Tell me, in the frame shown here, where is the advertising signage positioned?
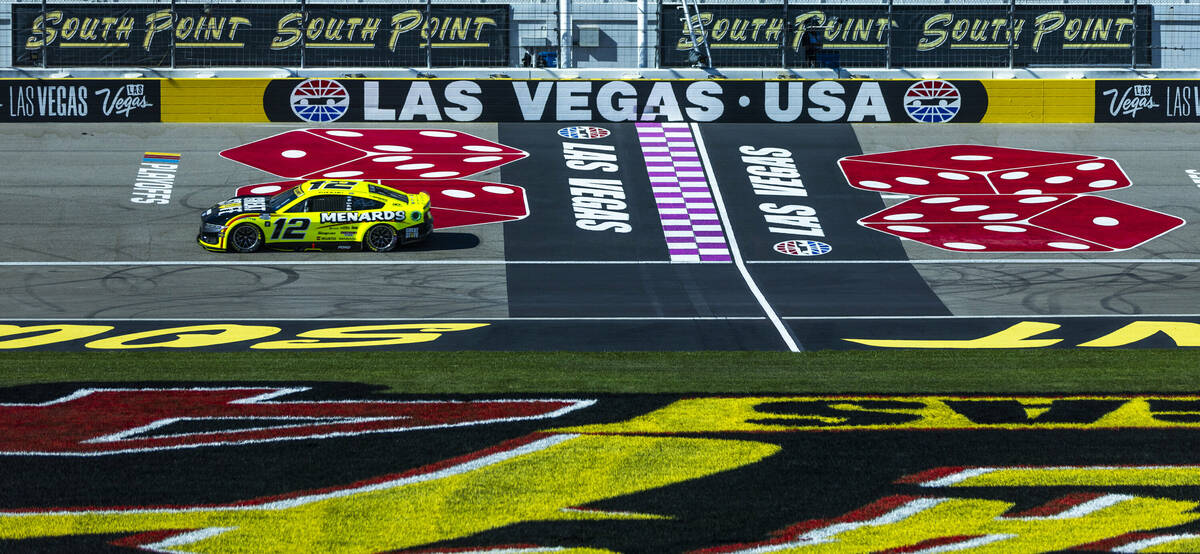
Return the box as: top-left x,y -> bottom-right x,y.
1095,80 -> 1200,123
1,80 -> 160,122
13,3 -> 510,67
661,4 -> 1152,68
263,78 -> 989,124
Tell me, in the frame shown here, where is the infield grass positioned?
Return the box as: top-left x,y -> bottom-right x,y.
1,350 -> 1198,393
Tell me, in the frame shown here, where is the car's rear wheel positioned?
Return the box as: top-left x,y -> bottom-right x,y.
364,224 -> 399,252
228,223 -> 263,253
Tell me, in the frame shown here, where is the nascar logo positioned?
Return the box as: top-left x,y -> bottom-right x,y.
290,79 -> 349,123
558,126 -> 610,140
904,80 -> 961,123
774,239 -> 831,256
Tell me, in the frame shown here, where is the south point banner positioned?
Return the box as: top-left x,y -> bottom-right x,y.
13,3 -> 509,67
661,4 -> 1152,68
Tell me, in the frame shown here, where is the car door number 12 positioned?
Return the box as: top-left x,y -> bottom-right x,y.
270,218 -> 310,240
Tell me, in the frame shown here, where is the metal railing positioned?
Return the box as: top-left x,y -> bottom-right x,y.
3,0 -> 1199,70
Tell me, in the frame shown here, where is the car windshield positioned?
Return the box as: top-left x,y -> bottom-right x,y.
266,187 -> 301,212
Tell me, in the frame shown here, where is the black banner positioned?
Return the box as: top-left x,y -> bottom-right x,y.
264,78 -> 988,123
661,4 -> 1152,68
1094,80 -> 1200,122
0,80 -> 160,122
12,4 -> 509,67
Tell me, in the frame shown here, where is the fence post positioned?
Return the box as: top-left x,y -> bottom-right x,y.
886,0 -> 893,69
39,0 -> 47,68
429,0 -> 437,68
559,0 -> 572,68
1131,0 -> 1139,68
638,0 -> 649,68
300,0 -> 307,68
1007,0 -> 1015,69
170,0 -> 176,69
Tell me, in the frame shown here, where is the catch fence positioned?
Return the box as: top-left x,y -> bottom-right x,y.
2,0 -> 1199,70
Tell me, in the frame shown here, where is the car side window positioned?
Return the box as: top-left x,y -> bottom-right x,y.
307,195 -> 350,212
368,185 -> 408,203
351,196 -> 385,211
280,198 -> 307,213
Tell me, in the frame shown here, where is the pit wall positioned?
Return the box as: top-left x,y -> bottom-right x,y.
3,78 -> 1195,124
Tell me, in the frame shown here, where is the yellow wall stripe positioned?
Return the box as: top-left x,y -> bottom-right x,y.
159,78 -> 269,123
980,79 -> 1094,123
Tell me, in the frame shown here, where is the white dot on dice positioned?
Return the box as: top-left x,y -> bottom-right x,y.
887,225 -> 930,233
883,213 -> 924,221
921,197 -> 959,204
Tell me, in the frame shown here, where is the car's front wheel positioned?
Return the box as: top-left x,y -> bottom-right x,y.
364,224 -> 399,252
228,223 -> 263,253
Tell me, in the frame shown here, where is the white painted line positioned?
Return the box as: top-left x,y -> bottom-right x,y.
3,258 -> 1196,267
783,313 -> 1200,319
0,260 -> 720,267
747,259 -> 1200,264
691,122 -> 801,353
0,317 -> 770,322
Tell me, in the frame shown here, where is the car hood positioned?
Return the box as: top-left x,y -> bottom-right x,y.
201,196 -> 270,225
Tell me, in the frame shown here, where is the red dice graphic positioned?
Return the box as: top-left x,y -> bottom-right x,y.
220,129 -> 527,180
861,194 -> 1183,252
234,180 -> 299,197
223,129 -> 531,231
839,145 -> 1131,196
380,179 -> 529,229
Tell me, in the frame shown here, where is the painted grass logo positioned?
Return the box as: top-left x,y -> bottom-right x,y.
6,392 -> 1200,552
0,387 -> 592,455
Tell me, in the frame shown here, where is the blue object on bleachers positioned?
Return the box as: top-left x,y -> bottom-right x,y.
536,51 -> 558,68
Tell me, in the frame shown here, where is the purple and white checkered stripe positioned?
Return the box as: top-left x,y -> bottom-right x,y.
635,122 -> 731,262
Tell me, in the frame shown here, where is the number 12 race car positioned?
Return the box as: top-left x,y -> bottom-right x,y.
198,179 -> 432,252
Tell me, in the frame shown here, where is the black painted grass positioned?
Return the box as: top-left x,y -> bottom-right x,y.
1,350 -> 1198,393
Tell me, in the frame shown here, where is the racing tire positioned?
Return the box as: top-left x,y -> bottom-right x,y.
364,224 -> 399,252
228,223 -> 263,253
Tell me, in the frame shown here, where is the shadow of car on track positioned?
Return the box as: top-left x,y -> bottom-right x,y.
207,232 -> 481,254
405,232 -> 481,252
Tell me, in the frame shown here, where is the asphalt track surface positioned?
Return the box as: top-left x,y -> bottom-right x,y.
3,122 -> 1200,350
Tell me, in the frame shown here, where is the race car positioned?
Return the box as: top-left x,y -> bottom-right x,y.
198,179 -> 432,252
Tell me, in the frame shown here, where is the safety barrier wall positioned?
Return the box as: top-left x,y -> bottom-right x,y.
2,77 -> 1196,123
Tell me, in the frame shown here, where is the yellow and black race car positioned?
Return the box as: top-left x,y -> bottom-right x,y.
198,179 -> 432,252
